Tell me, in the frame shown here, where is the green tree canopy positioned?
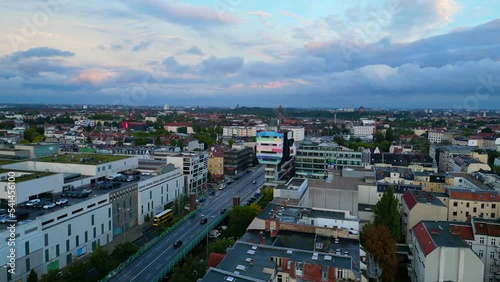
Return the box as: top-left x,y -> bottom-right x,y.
88,245 -> 111,280
228,205 -> 261,238
374,186 -> 401,241
208,237 -> 235,254
27,269 -> 38,282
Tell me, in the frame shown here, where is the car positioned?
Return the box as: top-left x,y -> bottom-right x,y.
43,202 -> 56,209
220,208 -> 227,214
173,240 -> 182,248
254,192 -> 261,197
56,199 -> 68,205
252,180 -> 257,184
35,201 -> 52,208
219,184 -> 226,190
245,170 -> 252,174
198,198 -> 206,204
200,218 -> 208,225
0,215 -> 14,224
209,190 -> 216,196
25,199 -> 41,207
226,181 -> 233,185
82,189 -> 92,194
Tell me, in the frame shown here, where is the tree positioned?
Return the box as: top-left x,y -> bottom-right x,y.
374,186 -> 401,241
61,257 -> 88,282
208,237 -> 235,254
362,223 -> 398,282
41,270 -> 65,282
154,136 -> 162,145
177,127 -> 188,134
375,132 -> 385,143
176,139 -> 184,150
228,205 -> 260,238
170,139 -> 177,147
227,139 -> 234,148
385,128 -> 395,142
144,214 -> 151,223
87,245 -> 110,280
111,242 -> 139,266
27,269 -> 38,282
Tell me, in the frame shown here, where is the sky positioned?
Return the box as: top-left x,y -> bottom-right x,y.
0,0 -> 499,109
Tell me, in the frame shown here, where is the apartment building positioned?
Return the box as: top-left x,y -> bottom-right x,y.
401,190 -> 448,244
447,188 -> 500,222
208,146 -> 225,179
154,151 -> 208,194
163,122 -> 194,134
450,155 -> 491,173
413,172 -> 446,192
428,129 -> 445,143
280,125 -> 305,142
438,145 -> 487,172
350,125 -> 375,137
222,126 -> 256,137
410,221 -> 484,282
295,139 -> 362,179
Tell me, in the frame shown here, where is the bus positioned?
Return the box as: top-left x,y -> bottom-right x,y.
152,209 -> 173,227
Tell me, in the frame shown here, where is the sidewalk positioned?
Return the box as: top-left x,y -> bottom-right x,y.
103,222 -> 152,252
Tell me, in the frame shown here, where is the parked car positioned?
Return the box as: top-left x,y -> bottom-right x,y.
82,189 -> 92,195
25,199 -> 41,207
173,240 -> 183,248
219,184 -> 226,190
56,199 -> 68,205
254,192 -> 261,197
43,202 -> 56,209
35,200 -> 52,208
209,190 -> 216,196
200,218 -> 208,225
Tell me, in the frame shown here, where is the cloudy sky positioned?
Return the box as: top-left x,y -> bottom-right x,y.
1,0 -> 499,109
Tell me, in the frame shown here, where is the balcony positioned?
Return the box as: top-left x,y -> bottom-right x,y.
495,272 -> 500,280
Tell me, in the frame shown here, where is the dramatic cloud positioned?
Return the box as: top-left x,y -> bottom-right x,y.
201,56 -> 244,75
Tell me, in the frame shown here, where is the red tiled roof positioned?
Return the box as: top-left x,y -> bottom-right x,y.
449,224 -> 474,240
448,190 -> 499,202
206,253 -> 225,269
474,221 -> 500,237
402,190 -> 417,210
413,222 -> 437,256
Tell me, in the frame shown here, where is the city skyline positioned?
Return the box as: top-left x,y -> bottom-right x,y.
1,0 -> 499,108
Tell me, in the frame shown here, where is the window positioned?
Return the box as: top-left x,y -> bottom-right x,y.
492,213 -> 496,218
76,235 -> 79,246
56,245 -> 60,257
45,233 -> 49,246
453,201 -> 458,207
26,258 -> 30,273
45,249 -> 49,262
91,215 -> 95,225
493,204 -> 496,209
93,227 -> 96,239
25,241 -> 29,256
108,208 -> 111,218
491,251 -> 495,259
68,224 -> 71,236
85,231 -> 88,243
466,203 -> 470,208
66,240 -> 70,252
490,265 -> 494,273
452,211 -> 457,216
492,239 -> 496,246
482,204 -> 485,209
101,223 -> 104,235
474,207 -> 477,213
479,250 -> 484,258
67,254 -> 72,265
336,268 -> 345,279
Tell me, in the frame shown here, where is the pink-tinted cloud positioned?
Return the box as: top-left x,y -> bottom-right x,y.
127,0 -> 238,29
71,69 -> 117,85
231,79 -> 310,90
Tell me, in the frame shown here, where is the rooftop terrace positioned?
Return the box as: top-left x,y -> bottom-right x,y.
37,153 -> 130,165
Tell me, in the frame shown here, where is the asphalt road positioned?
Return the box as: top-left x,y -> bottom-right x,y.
109,165 -> 265,282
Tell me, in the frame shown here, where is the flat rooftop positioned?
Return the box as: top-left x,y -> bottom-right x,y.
37,153 -> 130,165
258,203 -> 352,222
11,171 -> 57,183
307,175 -> 365,192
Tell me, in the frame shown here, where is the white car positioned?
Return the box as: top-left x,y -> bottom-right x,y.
56,199 -> 68,205
26,199 -> 41,207
43,203 -> 56,209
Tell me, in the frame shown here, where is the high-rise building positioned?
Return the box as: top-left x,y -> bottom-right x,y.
256,131 -> 295,182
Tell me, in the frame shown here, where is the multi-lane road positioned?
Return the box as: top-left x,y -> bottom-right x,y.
108,165 -> 265,282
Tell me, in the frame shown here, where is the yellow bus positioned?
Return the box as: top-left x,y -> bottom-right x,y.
153,209 -> 173,227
